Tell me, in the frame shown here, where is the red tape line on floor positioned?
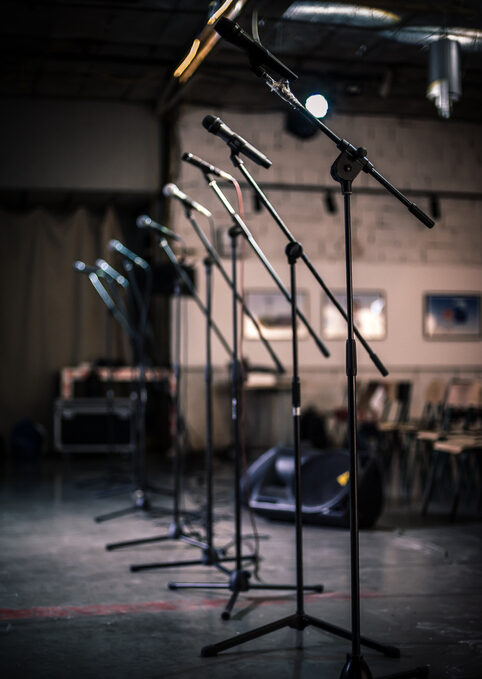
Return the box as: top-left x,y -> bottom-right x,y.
0,591 -> 383,621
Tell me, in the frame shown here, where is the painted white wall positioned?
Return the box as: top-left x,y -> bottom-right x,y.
180,259 -> 482,369
0,97 -> 159,191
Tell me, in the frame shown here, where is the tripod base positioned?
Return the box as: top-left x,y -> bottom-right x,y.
201,611 -> 398,657
94,489 -> 168,523
130,546 -> 257,573
171,570 -> 323,622
105,519 -> 203,551
340,654 -> 374,679
340,654 -> 428,679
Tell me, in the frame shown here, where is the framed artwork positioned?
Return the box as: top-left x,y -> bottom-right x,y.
423,293 -> 481,340
243,289 -> 309,340
321,290 -> 387,340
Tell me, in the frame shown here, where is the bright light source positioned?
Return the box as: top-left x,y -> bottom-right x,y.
305,93 -> 329,118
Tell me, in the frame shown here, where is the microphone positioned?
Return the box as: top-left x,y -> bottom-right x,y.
182,152 -> 234,181
73,260 -> 99,275
95,259 -> 129,288
202,115 -> 272,169
163,183 -> 212,218
136,214 -> 184,242
215,17 -> 297,81
108,239 -> 150,271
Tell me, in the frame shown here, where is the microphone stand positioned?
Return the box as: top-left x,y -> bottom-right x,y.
106,239 -> 235,561
125,206 -> 284,575
264,71 -> 431,679
199,239 -> 394,657
332,150 -> 429,679
74,284 -> 124,493
129,254 -> 258,572
166,221 -> 322,622
207,60 -> 431,674
95,259 -> 168,523
203,174 -> 330,359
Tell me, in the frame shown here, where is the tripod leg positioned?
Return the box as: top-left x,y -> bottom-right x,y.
94,505 -> 139,523
249,583 -> 323,593
131,552 -> 257,573
221,589 -> 239,621
106,534 -> 172,550
201,614 -> 296,656
376,666 -> 430,679
168,582 -> 230,590
305,614 -> 399,658
131,558 -> 205,571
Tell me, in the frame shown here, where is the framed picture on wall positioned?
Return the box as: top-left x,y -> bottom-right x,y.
423,293 -> 482,340
243,289 -> 309,340
321,290 -> 387,340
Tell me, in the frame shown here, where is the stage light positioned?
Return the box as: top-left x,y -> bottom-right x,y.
305,93 -> 329,118
427,38 -> 462,119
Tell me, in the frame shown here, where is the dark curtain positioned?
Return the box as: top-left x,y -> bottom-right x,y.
0,205 -> 127,452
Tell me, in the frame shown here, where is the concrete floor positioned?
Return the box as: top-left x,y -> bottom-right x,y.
1,454 -> 481,679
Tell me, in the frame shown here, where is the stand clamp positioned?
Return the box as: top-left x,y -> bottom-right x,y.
331,146 -> 368,193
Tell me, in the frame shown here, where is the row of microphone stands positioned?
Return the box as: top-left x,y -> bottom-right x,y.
72,114 -> 299,373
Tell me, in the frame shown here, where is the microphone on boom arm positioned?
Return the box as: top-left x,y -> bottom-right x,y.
182,152 -> 234,181
215,17 -> 297,81
163,183 -> 212,218
202,115 -> 272,169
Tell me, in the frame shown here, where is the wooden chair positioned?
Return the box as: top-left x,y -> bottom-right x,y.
421,379 -> 482,518
374,381 -> 412,492
398,379 -> 447,498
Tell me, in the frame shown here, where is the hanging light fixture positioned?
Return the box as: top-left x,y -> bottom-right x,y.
426,37 -> 462,119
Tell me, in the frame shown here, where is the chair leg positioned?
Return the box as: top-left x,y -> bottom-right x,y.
450,455 -> 465,520
421,450 -> 440,516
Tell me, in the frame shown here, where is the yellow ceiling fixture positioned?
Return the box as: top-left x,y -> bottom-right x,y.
173,39 -> 201,79
173,0 -> 247,85
207,0 -> 238,26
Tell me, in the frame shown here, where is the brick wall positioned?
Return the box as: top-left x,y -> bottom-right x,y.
166,106 -> 482,451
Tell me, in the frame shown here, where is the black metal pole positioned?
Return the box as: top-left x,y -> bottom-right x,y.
329,153 -> 429,679
229,226 -> 243,574
338,180 -> 365,676
172,278 -> 182,529
286,241 -> 305,618
204,256 -> 214,551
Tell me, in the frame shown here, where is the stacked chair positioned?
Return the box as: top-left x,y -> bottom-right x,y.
397,379 -> 447,500
419,378 -> 482,518
374,381 -> 413,494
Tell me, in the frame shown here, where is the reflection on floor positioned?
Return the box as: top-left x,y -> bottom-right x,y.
1,454 -> 481,679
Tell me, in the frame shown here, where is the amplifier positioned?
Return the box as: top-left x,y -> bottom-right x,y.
54,398 -> 136,453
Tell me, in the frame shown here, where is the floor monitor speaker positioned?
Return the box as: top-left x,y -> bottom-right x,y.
242,445 -> 383,528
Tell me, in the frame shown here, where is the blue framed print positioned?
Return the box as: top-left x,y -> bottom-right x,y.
423,293 -> 481,340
